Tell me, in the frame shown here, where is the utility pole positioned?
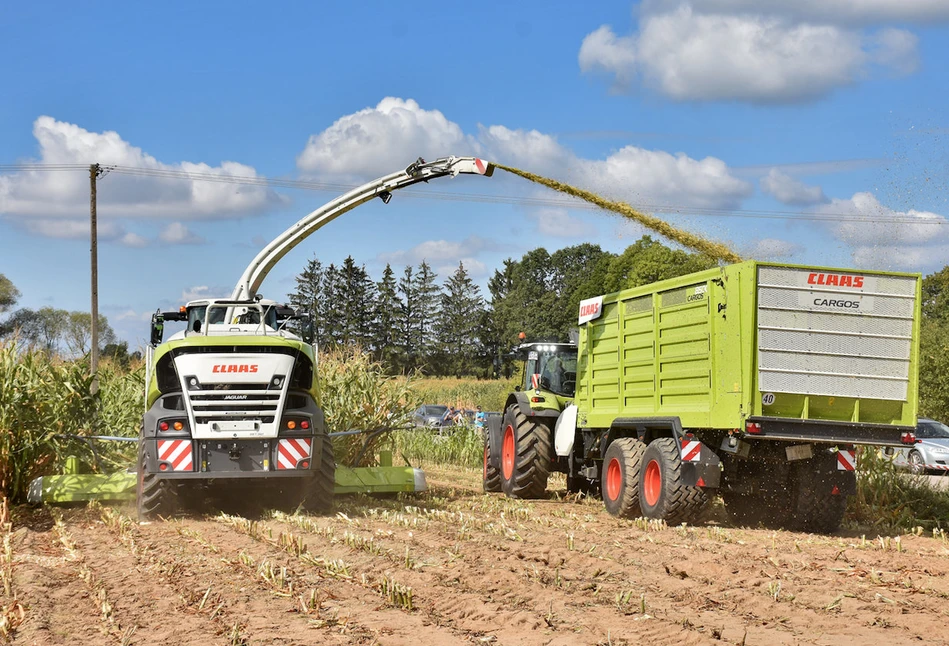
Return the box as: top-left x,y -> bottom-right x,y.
90,163 -> 99,395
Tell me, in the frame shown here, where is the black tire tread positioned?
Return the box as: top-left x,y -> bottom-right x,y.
483,436 -> 502,493
501,404 -> 551,499
137,444 -> 177,521
303,436 -> 336,513
640,437 -> 708,525
601,437 -> 646,518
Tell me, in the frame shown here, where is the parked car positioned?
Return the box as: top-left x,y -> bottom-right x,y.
412,405 -> 449,428
890,418 -> 949,474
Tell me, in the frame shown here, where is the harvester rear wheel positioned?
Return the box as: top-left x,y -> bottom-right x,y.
137,442 -> 178,521
638,437 -> 707,524
302,436 -> 336,513
483,434 -> 502,492
601,437 -> 646,517
500,404 -> 551,499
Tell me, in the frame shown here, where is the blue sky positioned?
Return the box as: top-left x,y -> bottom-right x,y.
2,1 -> 948,348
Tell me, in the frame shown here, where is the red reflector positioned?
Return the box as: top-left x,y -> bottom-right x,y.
831,485 -> 840,495
530,396 -> 545,403
746,422 -> 762,435
299,460 -> 310,469
159,463 -> 168,471
696,477 -> 705,487
900,432 -> 917,445
301,420 -> 310,430
159,421 -> 169,431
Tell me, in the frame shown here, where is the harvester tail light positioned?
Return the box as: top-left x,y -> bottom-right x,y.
173,421 -> 184,431
287,420 -> 297,430
299,460 -> 310,470
159,421 -> 169,431
530,396 -> 545,403
746,422 -> 762,435
301,420 -> 310,430
901,432 -> 918,445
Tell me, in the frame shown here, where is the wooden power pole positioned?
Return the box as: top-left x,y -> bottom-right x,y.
90,163 -> 99,395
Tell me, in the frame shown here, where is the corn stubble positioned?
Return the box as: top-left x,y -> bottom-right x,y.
496,164 -> 742,264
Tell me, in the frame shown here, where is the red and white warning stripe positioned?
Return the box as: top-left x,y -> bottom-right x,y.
277,438 -> 312,470
680,440 -> 701,463
531,373 -> 541,389
836,449 -> 856,471
157,439 -> 193,472
924,463 -> 949,471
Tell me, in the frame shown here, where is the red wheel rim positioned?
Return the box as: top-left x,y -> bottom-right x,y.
502,425 -> 515,480
644,459 -> 661,507
606,457 -> 622,501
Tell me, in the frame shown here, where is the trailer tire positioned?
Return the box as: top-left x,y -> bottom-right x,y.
638,437 -> 708,524
137,443 -> 178,521
302,437 -> 336,513
500,404 -> 551,499
789,469 -> 851,533
483,435 -> 502,492
601,437 -> 646,517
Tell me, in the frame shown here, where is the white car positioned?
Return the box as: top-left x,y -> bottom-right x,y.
890,418 -> 949,475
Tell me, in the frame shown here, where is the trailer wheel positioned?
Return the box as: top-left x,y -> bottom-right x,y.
788,466 -> 851,533
638,437 -> 707,524
601,438 -> 646,517
302,436 -> 336,513
500,404 -> 551,499
137,443 -> 178,521
483,435 -> 502,493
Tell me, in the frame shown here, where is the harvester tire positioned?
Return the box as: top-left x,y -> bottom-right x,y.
302,436 -> 336,513
638,437 -> 708,524
483,435 -> 502,493
601,437 -> 646,517
137,443 -> 178,521
500,404 -> 551,499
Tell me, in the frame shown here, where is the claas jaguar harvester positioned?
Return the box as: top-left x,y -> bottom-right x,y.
140,157 -> 495,519
484,261 -> 921,532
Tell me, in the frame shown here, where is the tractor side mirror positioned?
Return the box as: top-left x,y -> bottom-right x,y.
150,311 -> 164,346
301,316 -> 314,345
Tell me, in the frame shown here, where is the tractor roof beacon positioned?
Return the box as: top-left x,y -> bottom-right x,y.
138,157 -> 495,520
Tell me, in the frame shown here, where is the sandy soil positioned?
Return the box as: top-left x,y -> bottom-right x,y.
5,466 -> 949,646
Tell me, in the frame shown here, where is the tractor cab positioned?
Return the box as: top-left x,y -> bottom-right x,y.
516,342 -> 578,398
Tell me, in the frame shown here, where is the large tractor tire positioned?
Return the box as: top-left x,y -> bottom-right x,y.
638,437 -> 708,525
500,403 -> 552,499
137,442 -> 178,521
601,437 -> 646,517
483,434 -> 502,493
302,437 -> 336,513
786,461 -> 851,533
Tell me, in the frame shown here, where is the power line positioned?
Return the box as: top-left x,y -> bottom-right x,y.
0,162 -> 945,226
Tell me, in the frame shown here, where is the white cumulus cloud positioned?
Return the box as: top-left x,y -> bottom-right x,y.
159,222 -> 204,245
760,169 -> 828,205
377,236 -> 500,277
579,3 -> 921,103
0,117 -> 286,228
296,98 -> 480,178
529,207 -> 598,238
641,0 -> 949,25
818,192 -> 949,269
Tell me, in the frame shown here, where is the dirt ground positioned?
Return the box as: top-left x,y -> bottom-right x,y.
5,466 -> 949,646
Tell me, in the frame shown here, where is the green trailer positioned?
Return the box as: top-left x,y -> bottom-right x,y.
485,261 -> 921,532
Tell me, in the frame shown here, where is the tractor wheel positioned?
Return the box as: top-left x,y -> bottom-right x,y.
638,437 -> 708,525
500,404 -> 552,499
787,463 -> 850,533
483,435 -> 502,493
302,436 -> 336,513
601,438 -> 646,517
137,442 -> 178,521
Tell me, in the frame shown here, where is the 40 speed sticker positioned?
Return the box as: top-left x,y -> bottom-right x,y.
762,393 -> 775,405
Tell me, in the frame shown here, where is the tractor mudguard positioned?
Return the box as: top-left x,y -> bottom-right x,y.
506,392 -> 562,421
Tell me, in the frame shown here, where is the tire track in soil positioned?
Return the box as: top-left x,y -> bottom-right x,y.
347,481 -> 949,645
68,509 -> 232,645
9,511 -> 103,645
162,516 -> 471,646
259,511 -> 718,646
